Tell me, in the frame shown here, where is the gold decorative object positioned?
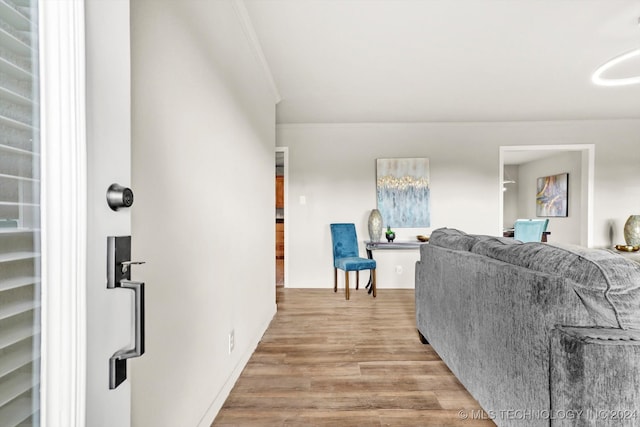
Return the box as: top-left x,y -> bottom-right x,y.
615,244 -> 640,252
417,235 -> 430,242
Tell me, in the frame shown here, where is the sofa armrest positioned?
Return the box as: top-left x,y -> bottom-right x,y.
550,326 -> 640,426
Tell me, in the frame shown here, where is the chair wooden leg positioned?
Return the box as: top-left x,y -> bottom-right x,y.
345,271 -> 350,300
356,271 -> 359,290
334,268 -> 337,292
372,268 -> 377,298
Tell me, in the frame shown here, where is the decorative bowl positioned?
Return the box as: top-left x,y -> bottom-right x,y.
417,235 -> 430,242
615,244 -> 640,252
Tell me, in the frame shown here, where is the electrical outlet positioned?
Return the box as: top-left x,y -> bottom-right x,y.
395,265 -> 403,275
228,329 -> 235,354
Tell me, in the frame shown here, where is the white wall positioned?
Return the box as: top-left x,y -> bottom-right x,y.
278,120 -> 640,288
130,1 -> 277,425
517,152 -> 582,245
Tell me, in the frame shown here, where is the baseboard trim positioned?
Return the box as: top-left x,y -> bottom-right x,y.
196,303 -> 277,427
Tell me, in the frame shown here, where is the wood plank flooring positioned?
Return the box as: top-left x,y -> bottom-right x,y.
212,288 -> 495,426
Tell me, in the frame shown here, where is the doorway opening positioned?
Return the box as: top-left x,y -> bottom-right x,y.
275,147 -> 288,287
499,145 -> 594,247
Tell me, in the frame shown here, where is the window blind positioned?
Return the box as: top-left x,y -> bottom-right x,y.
0,0 -> 41,425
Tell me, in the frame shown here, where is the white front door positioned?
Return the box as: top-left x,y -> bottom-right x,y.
84,0 -> 135,426
5,0 -> 135,425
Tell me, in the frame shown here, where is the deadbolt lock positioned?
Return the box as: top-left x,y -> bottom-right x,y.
107,183 -> 134,211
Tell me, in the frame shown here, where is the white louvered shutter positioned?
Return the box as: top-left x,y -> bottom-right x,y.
0,0 -> 41,425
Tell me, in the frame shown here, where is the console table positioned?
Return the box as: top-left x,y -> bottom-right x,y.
363,241 -> 428,294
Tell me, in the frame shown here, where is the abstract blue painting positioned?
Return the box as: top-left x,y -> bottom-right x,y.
376,158 -> 430,228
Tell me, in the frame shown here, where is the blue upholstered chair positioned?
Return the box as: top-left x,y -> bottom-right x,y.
330,223 -> 377,300
514,218 -> 549,243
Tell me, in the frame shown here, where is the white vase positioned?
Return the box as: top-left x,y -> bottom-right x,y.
368,209 -> 383,242
624,215 -> 640,246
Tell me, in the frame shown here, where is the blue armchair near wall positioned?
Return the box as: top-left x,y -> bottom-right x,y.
514,218 -> 549,243
330,223 -> 377,300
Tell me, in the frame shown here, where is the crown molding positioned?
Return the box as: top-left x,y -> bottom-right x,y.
231,0 -> 282,103
276,118 -> 640,130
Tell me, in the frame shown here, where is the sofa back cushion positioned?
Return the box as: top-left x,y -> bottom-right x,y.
429,228 -> 519,251
428,228 -> 478,251
471,238 -> 640,330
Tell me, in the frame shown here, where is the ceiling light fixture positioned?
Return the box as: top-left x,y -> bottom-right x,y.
592,17 -> 640,87
592,47 -> 640,86
502,179 -> 515,192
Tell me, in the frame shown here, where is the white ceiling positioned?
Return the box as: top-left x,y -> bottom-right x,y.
243,0 -> 640,124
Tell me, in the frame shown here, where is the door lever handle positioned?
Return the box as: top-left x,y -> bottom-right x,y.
121,260 -> 146,274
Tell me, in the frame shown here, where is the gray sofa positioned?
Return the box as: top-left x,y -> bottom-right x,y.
415,228 -> 640,427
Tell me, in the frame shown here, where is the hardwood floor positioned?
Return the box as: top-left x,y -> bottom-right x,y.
212,288 -> 495,426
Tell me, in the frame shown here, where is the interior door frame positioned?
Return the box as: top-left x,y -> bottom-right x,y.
39,1 -> 87,425
276,146 -> 289,287
498,144 -> 595,247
